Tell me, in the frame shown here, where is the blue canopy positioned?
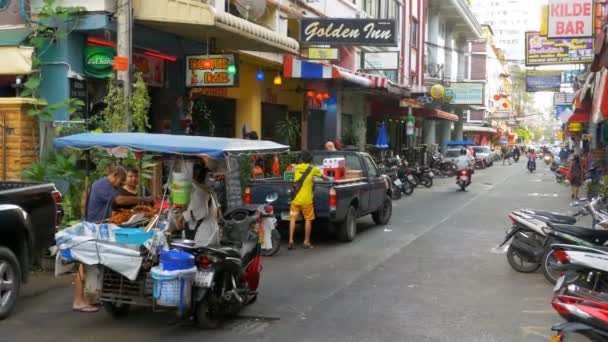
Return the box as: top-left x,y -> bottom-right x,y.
446,140 -> 475,146
53,133 -> 290,158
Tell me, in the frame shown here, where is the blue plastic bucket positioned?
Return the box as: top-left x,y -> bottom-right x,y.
160,249 -> 194,271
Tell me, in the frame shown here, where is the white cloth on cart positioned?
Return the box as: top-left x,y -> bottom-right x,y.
55,222 -> 143,280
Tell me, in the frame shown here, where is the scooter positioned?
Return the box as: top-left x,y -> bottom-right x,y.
551,310 -> 608,341
172,193 -> 277,328
456,169 -> 471,191
260,193 -> 280,256
528,158 -> 537,173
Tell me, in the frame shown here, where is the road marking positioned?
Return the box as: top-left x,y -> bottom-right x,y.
520,326 -> 552,339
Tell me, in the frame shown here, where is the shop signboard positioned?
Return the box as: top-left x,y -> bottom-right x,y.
525,31 -> 593,65
361,51 -> 399,70
186,54 -> 239,87
299,18 -> 397,46
307,47 -> 340,60
547,0 -> 594,38
133,52 -> 165,87
554,92 -> 576,105
490,111 -> 512,120
83,46 -> 115,78
556,105 -> 573,119
526,70 -> 562,92
448,82 -> 484,105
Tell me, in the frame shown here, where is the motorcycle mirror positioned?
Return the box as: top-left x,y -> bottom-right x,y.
266,192 -> 278,203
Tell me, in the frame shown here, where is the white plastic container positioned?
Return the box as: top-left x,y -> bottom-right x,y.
151,266 -> 197,308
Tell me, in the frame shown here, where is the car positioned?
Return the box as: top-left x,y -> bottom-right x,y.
247,151 -> 392,242
443,148 -> 475,166
472,146 -> 494,167
0,181 -> 63,319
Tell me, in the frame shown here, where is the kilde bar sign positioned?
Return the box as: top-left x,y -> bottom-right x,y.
547,0 -> 594,38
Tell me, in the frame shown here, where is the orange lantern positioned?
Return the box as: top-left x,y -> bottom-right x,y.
306,90 -> 315,97
493,94 -> 501,101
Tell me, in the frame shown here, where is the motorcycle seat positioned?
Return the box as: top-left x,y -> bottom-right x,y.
217,246 -> 242,258
548,223 -> 608,242
522,210 -> 576,225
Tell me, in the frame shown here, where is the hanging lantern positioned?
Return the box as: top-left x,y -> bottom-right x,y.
444,88 -> 454,102
273,74 -> 282,85
323,92 -> 330,99
256,70 -> 265,81
227,64 -> 237,75
493,94 -> 501,101
306,90 -> 315,97
430,84 -> 445,100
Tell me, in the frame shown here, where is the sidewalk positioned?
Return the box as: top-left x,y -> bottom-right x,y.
20,271 -> 73,298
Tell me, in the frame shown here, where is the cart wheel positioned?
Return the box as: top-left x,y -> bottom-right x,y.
103,302 -> 130,318
196,301 -> 221,329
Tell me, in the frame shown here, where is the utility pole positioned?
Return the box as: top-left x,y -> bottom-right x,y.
116,0 -> 133,130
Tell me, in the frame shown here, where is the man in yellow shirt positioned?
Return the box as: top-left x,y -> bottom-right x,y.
289,150 -> 329,249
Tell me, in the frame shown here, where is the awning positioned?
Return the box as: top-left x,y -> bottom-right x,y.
462,125 -> 498,134
132,0 -> 299,55
283,55 -> 409,96
412,108 -> 459,121
0,46 -> 34,75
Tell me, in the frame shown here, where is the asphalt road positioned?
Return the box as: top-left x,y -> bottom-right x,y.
1,161 -> 580,342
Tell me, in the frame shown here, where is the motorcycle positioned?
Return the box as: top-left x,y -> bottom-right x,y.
430,153 -> 457,177
528,158 -> 537,173
171,193 -> 277,328
497,198 -> 599,279
551,313 -> 608,341
260,193 -> 280,256
513,153 -> 520,163
456,169 -> 471,191
380,160 -> 413,197
412,164 -> 434,188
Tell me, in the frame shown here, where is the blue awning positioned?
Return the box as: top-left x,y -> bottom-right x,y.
53,133 -> 289,158
446,140 -> 475,146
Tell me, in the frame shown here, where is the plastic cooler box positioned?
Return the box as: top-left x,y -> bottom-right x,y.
114,228 -> 153,245
151,266 -> 196,309
160,249 -> 195,271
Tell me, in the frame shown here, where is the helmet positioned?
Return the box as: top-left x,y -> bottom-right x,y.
460,148 -> 467,155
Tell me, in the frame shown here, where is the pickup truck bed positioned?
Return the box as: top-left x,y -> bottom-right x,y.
247,151 -> 392,242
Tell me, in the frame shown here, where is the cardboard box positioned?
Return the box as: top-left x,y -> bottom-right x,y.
345,170 -> 363,179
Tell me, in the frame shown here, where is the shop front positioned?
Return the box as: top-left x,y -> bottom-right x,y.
462,125 -> 498,145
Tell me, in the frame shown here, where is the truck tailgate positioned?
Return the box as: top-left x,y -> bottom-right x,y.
249,179 -> 332,220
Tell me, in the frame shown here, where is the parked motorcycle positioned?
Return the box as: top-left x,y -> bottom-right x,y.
380,160 -> 413,197
171,193 -> 277,328
456,169 -> 471,191
412,164 -> 434,188
497,198 -> 597,277
551,313 -> 608,341
430,153 -> 457,177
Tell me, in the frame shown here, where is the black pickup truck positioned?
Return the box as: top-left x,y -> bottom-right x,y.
0,182 -> 62,319
246,151 -> 392,242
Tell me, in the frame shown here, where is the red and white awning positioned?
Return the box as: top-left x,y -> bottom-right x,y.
283,55 -> 409,96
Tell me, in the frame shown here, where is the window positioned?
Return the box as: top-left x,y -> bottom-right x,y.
364,0 -> 379,17
364,156 -> 379,177
0,0 -> 8,10
411,18 -> 419,48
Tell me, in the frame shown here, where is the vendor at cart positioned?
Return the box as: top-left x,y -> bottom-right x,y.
175,160 -> 221,246
73,165 -> 154,313
86,165 -> 155,222
113,167 -> 151,211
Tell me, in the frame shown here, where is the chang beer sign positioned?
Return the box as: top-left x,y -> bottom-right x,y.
84,47 -> 116,78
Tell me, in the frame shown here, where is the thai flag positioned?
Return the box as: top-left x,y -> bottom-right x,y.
283,55 -> 333,79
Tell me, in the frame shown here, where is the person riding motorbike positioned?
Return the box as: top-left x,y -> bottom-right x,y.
513,146 -> 521,161
454,148 -> 474,185
527,149 -> 537,171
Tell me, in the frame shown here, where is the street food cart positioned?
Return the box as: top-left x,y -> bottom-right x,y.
52,133 -> 288,321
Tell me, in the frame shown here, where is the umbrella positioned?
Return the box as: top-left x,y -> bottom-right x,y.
375,122 -> 389,149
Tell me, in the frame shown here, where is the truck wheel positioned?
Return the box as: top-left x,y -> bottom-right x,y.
372,196 -> 393,225
338,206 -> 357,242
102,302 -> 130,318
0,247 -> 21,320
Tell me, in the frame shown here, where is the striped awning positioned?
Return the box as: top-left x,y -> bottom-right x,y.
283,55 -> 409,96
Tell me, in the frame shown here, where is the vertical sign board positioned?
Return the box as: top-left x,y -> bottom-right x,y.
547,0 -> 594,38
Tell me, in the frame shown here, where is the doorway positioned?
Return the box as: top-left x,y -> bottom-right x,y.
307,110 -> 326,150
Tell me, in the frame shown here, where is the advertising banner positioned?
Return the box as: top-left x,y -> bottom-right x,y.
299,18 -> 397,46
526,70 -> 562,92
307,48 -> 340,60
362,51 -> 399,70
449,83 -> 484,105
525,31 -> 593,65
186,54 -> 239,87
83,46 -> 115,79
133,53 -> 165,87
547,0 -> 594,38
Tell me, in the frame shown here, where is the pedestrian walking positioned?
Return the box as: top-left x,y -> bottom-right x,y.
288,151 -> 329,249
501,146 -> 511,165
569,153 -> 584,200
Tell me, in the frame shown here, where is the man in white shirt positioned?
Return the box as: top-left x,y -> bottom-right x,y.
454,148 -> 474,184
